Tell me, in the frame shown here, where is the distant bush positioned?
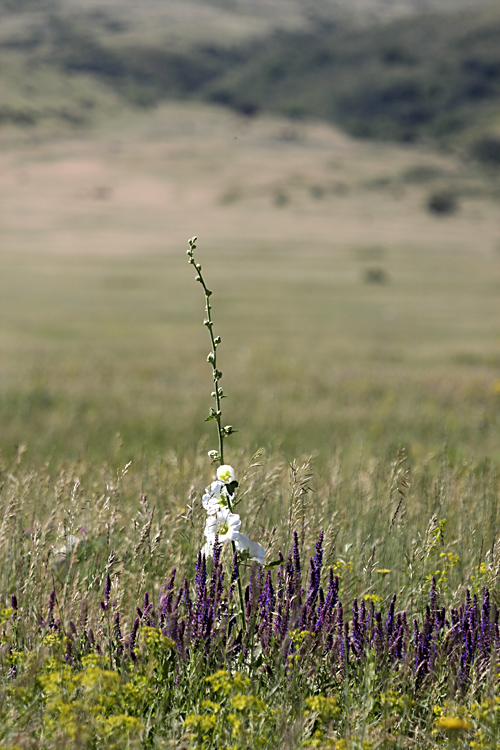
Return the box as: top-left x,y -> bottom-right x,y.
401,164 -> 445,183
426,189 -> 458,215
470,135 -> 500,165
363,267 -> 389,284
0,105 -> 37,125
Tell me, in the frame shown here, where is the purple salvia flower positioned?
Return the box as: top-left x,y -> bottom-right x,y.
209,535 -> 222,602
292,531 -> 301,576
285,551 -> 295,602
310,531 -> 324,606
143,603 -> 155,626
11,594 -> 18,611
160,569 -> 177,616
337,602 -> 344,640
481,587 -> 490,649
230,551 -> 239,586
191,556 -> 209,643
469,594 -> 478,632
415,631 -> 429,688
319,570 -> 339,632
385,594 -> 396,639
337,606 -> 345,669
114,611 -> 122,641
351,598 -> 363,658
304,536 -> 323,627
274,589 -> 290,642
128,617 -> 140,654
258,571 -> 275,651
465,589 -> 472,627
195,554 -> 207,598
314,589 -> 327,634
390,620 -> 404,662
104,574 -> 111,603
182,578 -> 192,613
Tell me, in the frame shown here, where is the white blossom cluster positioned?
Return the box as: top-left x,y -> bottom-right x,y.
202,464 -> 265,564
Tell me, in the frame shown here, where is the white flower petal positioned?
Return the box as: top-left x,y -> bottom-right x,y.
201,540 -> 214,558
204,508 -> 241,544
217,465 -> 236,484
234,532 -> 266,565
202,480 -> 228,514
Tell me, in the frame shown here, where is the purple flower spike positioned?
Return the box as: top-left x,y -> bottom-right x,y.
292,531 -> 301,578
104,574 -> 111,603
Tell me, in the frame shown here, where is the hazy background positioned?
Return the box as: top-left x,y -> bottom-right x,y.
0,0 -> 499,471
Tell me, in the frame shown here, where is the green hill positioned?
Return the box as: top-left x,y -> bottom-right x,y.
1,0 -> 499,157
205,6 -> 500,149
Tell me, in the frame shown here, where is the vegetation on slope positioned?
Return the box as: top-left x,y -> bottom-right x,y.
206,7 -> 500,149
1,0 -> 500,157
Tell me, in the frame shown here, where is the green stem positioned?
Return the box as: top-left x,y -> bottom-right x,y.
187,237 -> 225,464
226,494 -> 246,632
187,236 -> 246,631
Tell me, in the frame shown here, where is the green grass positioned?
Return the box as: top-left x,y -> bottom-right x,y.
0,239 -> 499,471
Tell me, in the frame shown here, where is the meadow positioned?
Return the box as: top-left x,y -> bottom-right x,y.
1,94 -> 500,747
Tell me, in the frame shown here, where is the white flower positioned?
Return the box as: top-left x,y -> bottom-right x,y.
217,464 -> 236,484
204,508 -> 241,545
234,532 -> 266,565
201,540 -> 215,558
202,480 -> 228,514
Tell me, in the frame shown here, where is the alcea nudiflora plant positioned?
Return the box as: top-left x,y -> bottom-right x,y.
187,236 -> 266,627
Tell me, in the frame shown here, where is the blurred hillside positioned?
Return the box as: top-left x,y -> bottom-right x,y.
1,0 -> 499,156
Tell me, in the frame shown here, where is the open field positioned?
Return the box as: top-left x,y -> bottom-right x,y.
0,102 -> 499,469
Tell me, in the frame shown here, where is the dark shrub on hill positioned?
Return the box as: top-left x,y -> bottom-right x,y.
471,136 -> 500,166
426,189 -> 458,215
